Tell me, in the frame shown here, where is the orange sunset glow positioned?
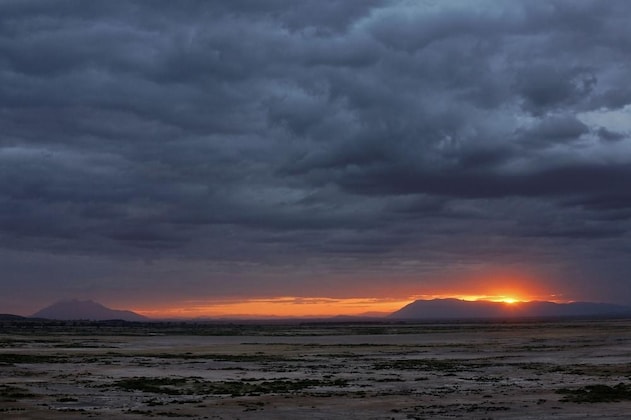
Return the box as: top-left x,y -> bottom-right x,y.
131,269 -> 568,318
133,274 -> 565,318
437,271 -> 561,302
135,297 -> 414,318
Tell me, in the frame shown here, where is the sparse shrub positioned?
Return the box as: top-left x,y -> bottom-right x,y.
557,383 -> 631,402
0,385 -> 35,401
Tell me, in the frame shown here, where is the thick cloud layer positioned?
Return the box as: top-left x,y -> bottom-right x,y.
1,0 -> 631,311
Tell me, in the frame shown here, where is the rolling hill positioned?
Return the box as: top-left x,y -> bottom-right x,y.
390,298 -> 631,320
32,299 -> 148,321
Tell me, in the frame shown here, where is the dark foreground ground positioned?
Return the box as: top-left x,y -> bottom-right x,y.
2,319 -> 631,419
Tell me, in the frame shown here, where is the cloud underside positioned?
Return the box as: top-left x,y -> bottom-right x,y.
1,0 -> 631,302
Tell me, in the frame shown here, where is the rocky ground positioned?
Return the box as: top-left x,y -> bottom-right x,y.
2,319 -> 631,419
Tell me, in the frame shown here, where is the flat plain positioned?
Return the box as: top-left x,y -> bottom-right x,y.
2,319 -> 631,419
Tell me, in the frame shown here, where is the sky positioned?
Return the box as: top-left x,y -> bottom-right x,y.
2,0 -> 631,317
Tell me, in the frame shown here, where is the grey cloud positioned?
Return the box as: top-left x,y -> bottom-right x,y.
597,127 -> 626,142
516,115 -> 589,148
336,162 -> 631,199
2,0 -> 631,308
514,65 -> 597,114
593,88 -> 631,110
570,194 -> 631,212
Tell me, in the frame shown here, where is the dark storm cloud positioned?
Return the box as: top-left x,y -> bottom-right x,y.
518,115 -> 589,147
2,0 -> 631,309
597,127 -> 626,142
336,163 -> 631,199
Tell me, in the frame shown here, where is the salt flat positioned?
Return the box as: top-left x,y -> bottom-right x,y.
2,319 -> 631,419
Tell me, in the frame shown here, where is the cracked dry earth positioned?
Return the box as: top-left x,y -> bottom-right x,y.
2,320 -> 631,419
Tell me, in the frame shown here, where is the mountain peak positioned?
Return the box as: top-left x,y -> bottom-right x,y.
32,299 -> 147,321
390,298 -> 631,320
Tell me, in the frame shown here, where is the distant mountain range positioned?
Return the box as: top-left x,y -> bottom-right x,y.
0,313 -> 26,321
31,299 -> 147,321
3,298 -> 630,323
390,298 -> 631,320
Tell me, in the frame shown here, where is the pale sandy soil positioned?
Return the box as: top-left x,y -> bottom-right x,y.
2,320 -> 631,419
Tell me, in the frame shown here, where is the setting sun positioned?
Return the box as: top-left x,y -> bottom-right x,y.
130,270 -> 565,318
499,297 -> 518,304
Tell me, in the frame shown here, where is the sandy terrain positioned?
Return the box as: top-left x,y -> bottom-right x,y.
2,319 -> 631,419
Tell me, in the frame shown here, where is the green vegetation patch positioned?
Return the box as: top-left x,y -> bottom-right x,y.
557,383 -> 631,403
207,353 -> 297,362
0,385 -> 35,401
0,353 -> 68,365
115,377 -> 189,395
56,397 -> 79,402
131,352 -> 298,363
113,377 -> 348,396
373,358 -> 488,372
524,363 -> 631,377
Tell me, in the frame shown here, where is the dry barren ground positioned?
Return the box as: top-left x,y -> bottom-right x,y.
2,319 -> 631,419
